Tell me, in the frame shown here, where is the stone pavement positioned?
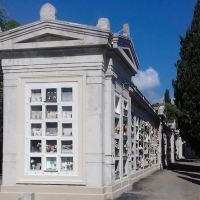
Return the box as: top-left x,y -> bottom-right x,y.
116,161 -> 200,200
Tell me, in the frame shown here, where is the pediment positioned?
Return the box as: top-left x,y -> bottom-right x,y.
112,36 -> 140,70
0,20 -> 111,51
18,33 -> 80,43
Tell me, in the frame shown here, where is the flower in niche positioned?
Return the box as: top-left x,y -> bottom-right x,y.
138,146 -> 143,150
123,144 -> 128,152
115,141 -> 120,149
37,142 -> 41,147
115,126 -> 120,133
123,124 -> 127,133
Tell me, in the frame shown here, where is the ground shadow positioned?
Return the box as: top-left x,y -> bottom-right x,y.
167,162 -> 200,173
177,175 -> 200,186
173,170 -> 200,179
167,161 -> 200,186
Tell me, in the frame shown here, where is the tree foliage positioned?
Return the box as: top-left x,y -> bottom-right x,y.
164,103 -> 179,124
151,102 -> 160,107
0,5 -> 6,30
0,1 -> 20,31
151,91 -> 179,124
164,89 -> 171,104
173,0 -> 200,156
3,19 -> 21,31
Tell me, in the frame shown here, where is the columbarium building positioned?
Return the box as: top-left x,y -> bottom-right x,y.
0,3 -> 168,200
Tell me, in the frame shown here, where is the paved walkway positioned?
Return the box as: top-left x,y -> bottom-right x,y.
116,161 -> 200,200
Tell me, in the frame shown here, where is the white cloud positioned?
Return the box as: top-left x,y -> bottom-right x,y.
144,90 -> 163,104
132,67 -> 160,91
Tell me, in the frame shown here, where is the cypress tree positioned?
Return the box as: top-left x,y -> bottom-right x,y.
173,0 -> 200,156
164,89 -> 171,104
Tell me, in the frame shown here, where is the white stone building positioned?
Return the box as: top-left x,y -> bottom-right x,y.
0,3 -> 167,200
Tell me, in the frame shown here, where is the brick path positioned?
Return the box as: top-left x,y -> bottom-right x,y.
116,161 -> 200,200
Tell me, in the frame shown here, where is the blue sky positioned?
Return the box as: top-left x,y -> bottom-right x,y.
1,0 -> 197,103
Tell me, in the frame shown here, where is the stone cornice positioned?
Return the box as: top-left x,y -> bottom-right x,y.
0,20 -> 112,42
130,86 -> 159,122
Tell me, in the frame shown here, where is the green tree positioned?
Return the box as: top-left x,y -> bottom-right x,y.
164,89 -> 171,104
0,5 -> 6,30
3,19 -> 21,31
151,102 -> 160,107
173,0 -> 200,156
164,103 -> 179,124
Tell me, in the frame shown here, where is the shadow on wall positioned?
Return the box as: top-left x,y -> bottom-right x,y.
166,135 -> 172,165
161,131 -> 173,168
182,143 -> 198,159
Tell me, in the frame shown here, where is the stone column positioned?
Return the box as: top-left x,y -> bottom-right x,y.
158,121 -> 163,168
178,135 -> 183,159
104,58 -> 116,186
171,133 -> 175,163
85,69 -> 105,187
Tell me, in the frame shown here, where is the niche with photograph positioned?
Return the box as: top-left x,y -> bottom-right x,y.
31,89 -> 42,102
61,140 -> 73,153
62,106 -> 72,118
62,123 -> 73,136
31,124 -> 42,136
61,88 -> 73,101
46,140 -> 57,153
31,106 -> 42,119
30,157 -> 42,170
60,157 -> 73,171
46,122 -> 58,136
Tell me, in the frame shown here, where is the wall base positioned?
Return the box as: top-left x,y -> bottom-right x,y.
0,165 -> 159,200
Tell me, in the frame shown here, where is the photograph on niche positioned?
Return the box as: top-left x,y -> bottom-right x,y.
31,106 -> 42,119
61,88 -> 73,101
30,157 -> 42,170
46,88 -> 57,102
46,140 -> 57,153
31,124 -> 42,136
31,89 -> 42,102
46,157 -> 57,170
46,122 -> 58,136
30,140 -> 42,153
60,157 -> 73,171
46,105 -> 58,119
61,141 -> 73,153
62,123 -> 73,136
62,106 -> 72,118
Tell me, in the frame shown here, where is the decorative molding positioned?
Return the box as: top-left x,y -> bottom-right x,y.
40,3 -> 57,20
128,86 -> 133,92
97,18 -> 110,30
123,24 -> 130,37
105,69 -> 117,80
